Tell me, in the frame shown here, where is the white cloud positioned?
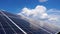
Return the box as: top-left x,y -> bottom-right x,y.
48,16 -> 58,21
18,5 -> 60,21
18,5 -> 60,33
19,5 -> 48,19
39,0 -> 48,2
47,9 -> 60,15
47,9 -> 60,22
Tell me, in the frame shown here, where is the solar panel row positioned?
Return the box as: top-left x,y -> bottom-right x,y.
0,13 -> 24,34
0,11 -> 55,34
9,16 -> 51,34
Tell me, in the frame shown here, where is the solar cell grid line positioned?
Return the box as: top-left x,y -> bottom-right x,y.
1,11 -> 27,34
1,15 -> 17,34
0,22 -> 6,34
9,17 -> 34,34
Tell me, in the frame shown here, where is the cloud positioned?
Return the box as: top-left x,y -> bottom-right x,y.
19,5 -> 48,19
47,9 -> 60,21
47,9 -> 60,15
18,5 -> 60,25
49,16 -> 58,21
39,0 -> 48,2
18,5 -> 60,33
18,5 -> 60,21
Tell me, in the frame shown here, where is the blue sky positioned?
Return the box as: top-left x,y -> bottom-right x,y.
0,0 -> 60,31
16,0 -> 60,26
0,0 -> 60,14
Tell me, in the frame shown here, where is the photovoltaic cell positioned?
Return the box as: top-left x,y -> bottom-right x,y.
0,22 -> 6,34
9,15 -> 50,34
0,15 -> 15,34
0,11 -> 59,34
0,11 -> 24,34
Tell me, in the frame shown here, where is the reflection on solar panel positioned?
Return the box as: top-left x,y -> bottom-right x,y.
0,10 -> 60,34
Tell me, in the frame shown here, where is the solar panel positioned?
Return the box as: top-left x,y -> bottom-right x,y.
9,16 -> 50,34
0,11 -> 24,34
0,11 -> 60,34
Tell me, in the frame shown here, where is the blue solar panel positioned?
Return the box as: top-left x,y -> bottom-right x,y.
0,11 -> 24,34
0,11 -> 60,34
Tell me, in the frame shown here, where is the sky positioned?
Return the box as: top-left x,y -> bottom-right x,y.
0,0 -> 60,25
0,0 -> 60,32
17,0 -> 60,27
0,0 -> 60,13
